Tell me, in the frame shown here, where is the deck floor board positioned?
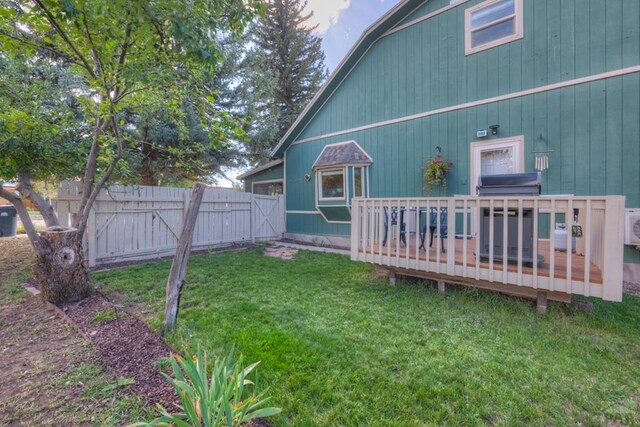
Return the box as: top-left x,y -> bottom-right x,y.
360,234 -> 603,284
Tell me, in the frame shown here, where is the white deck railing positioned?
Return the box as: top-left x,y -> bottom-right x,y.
350,196 -> 625,302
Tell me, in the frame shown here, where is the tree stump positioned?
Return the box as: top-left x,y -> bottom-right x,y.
34,227 -> 93,305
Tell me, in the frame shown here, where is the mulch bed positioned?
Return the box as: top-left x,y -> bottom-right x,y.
62,293 -> 178,407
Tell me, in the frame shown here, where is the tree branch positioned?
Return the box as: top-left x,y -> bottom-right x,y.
0,29 -> 81,67
32,0 -> 97,79
74,116 -> 110,228
76,117 -> 124,236
113,85 -> 152,104
81,12 -> 105,81
0,186 -> 47,254
16,172 -> 59,228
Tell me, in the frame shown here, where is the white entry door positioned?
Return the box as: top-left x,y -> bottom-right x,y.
469,136 -> 525,235
470,136 -> 524,195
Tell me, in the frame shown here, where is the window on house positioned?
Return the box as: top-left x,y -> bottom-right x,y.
253,181 -> 283,196
354,167 -> 363,198
319,169 -> 345,200
465,0 -> 523,55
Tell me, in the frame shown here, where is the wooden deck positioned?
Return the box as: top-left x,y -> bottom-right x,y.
361,233 -> 603,285
351,196 -> 625,302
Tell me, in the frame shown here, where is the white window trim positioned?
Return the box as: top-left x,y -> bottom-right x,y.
465,0 -> 524,56
317,168 -> 346,201
470,135 -> 525,196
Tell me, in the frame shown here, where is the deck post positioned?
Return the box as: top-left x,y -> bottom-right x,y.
437,280 -> 446,294
389,270 -> 397,286
536,291 -> 548,314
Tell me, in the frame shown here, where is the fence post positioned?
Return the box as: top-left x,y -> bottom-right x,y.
250,193 -> 255,244
350,199 -> 360,259
601,197 -> 625,302
182,190 -> 190,227
164,183 -> 206,332
280,194 -> 285,239
446,198 -> 456,275
87,206 -> 96,267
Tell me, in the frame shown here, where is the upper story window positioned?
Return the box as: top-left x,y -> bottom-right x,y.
465,0 -> 523,55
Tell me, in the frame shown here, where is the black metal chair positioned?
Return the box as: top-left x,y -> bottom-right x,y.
421,207 -> 447,253
382,206 -> 406,246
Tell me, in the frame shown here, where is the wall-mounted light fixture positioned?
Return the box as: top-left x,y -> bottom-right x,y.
304,173 -> 311,182
489,124 -> 500,135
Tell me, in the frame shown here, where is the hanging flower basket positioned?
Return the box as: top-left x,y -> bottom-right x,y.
423,152 -> 453,193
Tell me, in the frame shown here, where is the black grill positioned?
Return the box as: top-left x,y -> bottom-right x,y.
476,172 -> 541,197
476,172 -> 544,266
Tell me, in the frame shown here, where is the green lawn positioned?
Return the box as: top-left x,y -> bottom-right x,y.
94,247 -> 640,426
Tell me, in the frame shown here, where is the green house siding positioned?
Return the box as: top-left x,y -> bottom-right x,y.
286,73 -> 640,227
286,213 -> 351,236
297,0 -> 639,143
243,163 -> 284,193
281,0 -> 639,261
394,0 -> 452,29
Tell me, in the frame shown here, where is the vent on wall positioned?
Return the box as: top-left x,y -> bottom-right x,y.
625,209 -> 640,245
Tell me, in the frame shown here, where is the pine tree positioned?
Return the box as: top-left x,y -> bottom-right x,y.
246,0 -> 327,163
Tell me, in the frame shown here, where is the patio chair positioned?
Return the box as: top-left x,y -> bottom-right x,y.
426,207 -> 447,253
382,206 -> 406,246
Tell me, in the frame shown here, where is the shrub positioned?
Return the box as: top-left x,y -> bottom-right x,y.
130,348 -> 281,427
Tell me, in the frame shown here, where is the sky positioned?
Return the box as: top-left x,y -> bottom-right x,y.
305,0 -> 402,72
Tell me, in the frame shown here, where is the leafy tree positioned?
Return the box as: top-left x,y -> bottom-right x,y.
0,0 -> 262,304
124,103 -> 246,187
0,52 -> 88,227
245,0 -> 327,163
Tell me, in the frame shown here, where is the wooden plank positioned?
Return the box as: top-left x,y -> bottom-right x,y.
391,267 -> 572,304
601,197 -> 625,302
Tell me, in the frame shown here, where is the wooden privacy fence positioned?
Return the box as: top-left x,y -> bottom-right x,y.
57,182 -> 285,267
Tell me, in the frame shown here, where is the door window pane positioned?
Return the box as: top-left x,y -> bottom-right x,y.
480,148 -> 515,175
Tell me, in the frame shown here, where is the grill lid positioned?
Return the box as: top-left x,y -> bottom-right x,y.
476,172 -> 541,196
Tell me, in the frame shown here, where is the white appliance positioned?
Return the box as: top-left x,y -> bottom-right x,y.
625,209 -> 640,245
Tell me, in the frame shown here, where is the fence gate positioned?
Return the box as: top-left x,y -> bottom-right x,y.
56,182 -> 285,267
252,195 -> 285,242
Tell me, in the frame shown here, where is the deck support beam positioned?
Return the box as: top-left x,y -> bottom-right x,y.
386,268 -> 572,304
437,280 -> 446,294
389,270 -> 396,286
536,291 -> 548,314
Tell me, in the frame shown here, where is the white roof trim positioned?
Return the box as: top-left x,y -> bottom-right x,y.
269,0 -> 417,157
237,159 -> 284,180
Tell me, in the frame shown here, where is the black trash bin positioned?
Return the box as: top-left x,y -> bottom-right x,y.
0,206 -> 18,237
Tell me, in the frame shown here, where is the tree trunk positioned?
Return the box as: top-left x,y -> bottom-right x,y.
34,227 -> 93,306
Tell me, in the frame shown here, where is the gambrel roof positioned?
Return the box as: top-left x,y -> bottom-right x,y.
270,0 -> 425,158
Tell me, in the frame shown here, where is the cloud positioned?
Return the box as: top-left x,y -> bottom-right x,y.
305,0 -> 351,33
